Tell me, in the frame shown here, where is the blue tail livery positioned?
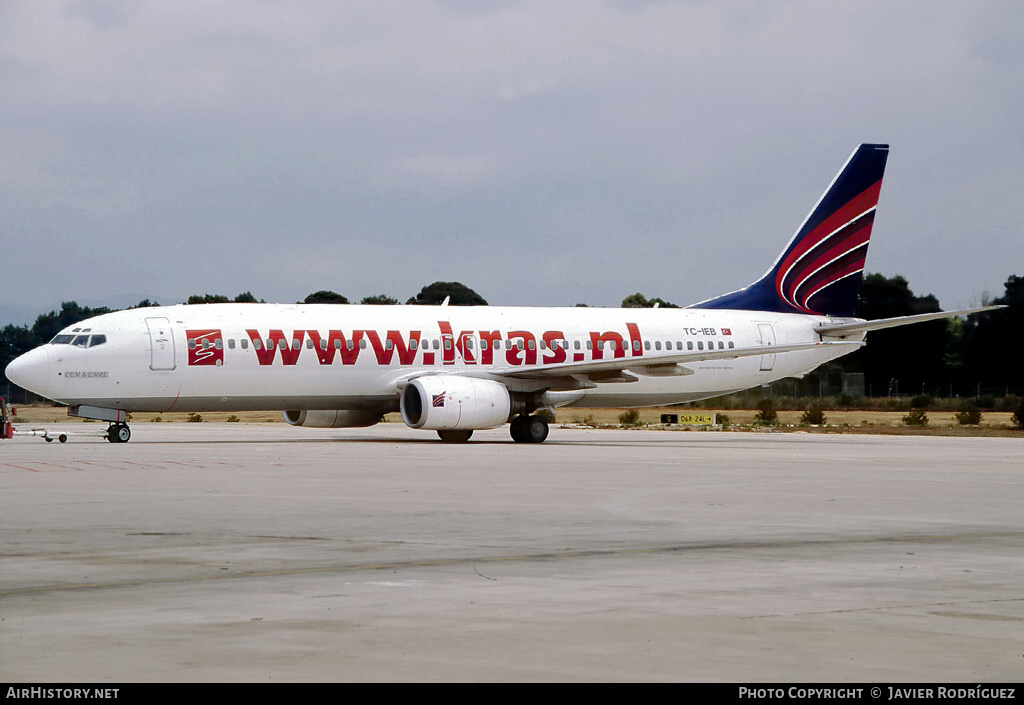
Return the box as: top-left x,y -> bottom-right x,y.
692,143 -> 889,317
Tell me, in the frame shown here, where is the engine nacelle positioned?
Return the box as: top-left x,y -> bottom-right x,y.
400,376 -> 510,431
283,409 -> 382,428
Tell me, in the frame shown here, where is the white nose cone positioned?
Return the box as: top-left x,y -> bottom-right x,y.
5,347 -> 51,398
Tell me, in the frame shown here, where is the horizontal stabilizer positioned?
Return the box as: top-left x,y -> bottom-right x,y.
815,305 -> 1005,337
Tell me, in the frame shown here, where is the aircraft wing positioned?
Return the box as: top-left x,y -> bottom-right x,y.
489,340 -> 863,383
815,305 -> 1005,337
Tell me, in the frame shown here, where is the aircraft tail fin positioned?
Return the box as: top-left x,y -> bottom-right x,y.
691,143 -> 889,317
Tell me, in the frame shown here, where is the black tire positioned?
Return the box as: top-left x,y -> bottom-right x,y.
437,429 -> 472,443
108,424 -> 131,443
509,415 -> 528,443
525,415 -> 549,444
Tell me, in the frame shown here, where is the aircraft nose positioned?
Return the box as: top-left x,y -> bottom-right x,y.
5,347 -> 51,397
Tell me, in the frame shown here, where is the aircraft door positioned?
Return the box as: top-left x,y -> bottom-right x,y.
145,317 -> 176,371
757,324 -> 776,372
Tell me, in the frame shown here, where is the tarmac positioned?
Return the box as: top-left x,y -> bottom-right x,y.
1,422 -> 1022,682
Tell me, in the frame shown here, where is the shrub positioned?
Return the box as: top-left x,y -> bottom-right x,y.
618,409 -> 642,427
902,409 -> 928,426
186,412 -> 204,423
1013,400 -> 1024,430
954,401 -> 981,425
226,415 -> 240,423
800,405 -> 827,426
910,394 -> 932,409
754,399 -> 777,425
717,413 -> 730,429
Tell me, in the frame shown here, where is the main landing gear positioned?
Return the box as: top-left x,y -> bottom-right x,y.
433,414 -> 550,444
106,422 -> 131,443
509,414 -> 549,444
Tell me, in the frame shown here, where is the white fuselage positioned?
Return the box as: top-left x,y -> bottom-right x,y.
10,303 -> 858,414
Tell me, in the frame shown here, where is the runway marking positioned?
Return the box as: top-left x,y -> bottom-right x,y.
3,530 -> 1022,598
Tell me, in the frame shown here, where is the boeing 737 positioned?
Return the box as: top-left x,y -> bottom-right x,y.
4,144 -> 999,443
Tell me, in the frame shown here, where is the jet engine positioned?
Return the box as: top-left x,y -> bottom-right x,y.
282,409 -> 383,428
400,376 -> 511,431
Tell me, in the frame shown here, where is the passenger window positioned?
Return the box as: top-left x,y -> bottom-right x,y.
188,339 -> 196,350
228,339 -> 235,349
687,341 -> 694,350
697,341 -> 704,350
633,340 -> 641,351
253,339 -> 263,350
215,339 -> 223,350
644,341 -> 651,351
655,341 -> 661,350
719,341 -> 724,350
291,339 -> 300,350
528,340 -> 535,350
241,339 -> 248,350
360,340 -> 367,349
443,339 -> 452,351
728,341 -> 735,349
411,339 -> 418,350
385,339 -> 393,350
306,339 -> 314,349
202,340 -> 211,349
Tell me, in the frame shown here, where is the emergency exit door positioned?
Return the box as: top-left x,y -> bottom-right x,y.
758,324 -> 776,372
146,317 -> 176,371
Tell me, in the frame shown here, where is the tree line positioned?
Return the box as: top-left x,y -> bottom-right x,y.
3,275 -> 1021,400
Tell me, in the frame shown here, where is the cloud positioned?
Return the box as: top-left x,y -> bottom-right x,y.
1,1 -> 1022,323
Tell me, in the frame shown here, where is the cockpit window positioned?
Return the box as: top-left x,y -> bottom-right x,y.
51,333 -> 107,347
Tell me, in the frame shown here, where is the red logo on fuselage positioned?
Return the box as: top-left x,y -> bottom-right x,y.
187,329 -> 224,366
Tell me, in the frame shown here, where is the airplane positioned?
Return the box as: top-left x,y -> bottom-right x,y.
4,144 -> 1001,444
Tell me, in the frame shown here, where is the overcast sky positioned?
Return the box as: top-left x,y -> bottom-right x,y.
2,0 -> 1022,326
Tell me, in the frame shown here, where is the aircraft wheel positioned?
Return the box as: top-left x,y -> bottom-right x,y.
509,415 -> 528,443
437,429 -> 472,443
525,414 -> 549,444
108,424 -> 131,443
